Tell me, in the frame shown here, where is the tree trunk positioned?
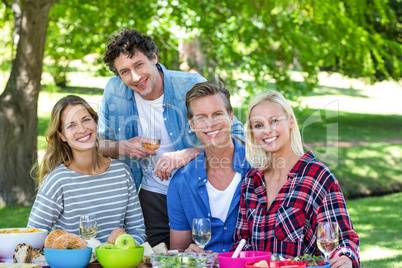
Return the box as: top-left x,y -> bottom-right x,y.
0,0 -> 55,207
12,0 -> 22,48
179,38 -> 205,75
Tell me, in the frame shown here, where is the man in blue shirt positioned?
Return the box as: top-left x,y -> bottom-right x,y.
98,28 -> 245,247
167,81 -> 250,253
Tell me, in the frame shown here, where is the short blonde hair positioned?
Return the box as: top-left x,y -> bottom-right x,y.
245,91 -> 304,170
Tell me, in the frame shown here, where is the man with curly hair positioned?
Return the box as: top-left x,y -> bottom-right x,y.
98,28 -> 245,247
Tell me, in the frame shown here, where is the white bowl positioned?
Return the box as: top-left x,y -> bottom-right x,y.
0,228 -> 48,260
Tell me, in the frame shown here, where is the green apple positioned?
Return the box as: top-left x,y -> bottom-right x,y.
114,234 -> 137,249
107,227 -> 126,244
99,243 -> 116,249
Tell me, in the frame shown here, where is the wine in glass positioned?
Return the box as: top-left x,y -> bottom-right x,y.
79,214 -> 97,241
192,218 -> 211,249
143,129 -> 161,172
317,221 -> 339,261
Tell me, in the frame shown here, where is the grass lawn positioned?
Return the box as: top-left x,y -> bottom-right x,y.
347,193 -> 402,267
2,193 -> 400,267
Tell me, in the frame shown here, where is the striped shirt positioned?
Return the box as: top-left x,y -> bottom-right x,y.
28,159 -> 146,244
232,151 -> 360,268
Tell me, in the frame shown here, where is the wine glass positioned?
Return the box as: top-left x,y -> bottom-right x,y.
192,218 -> 211,249
143,129 -> 161,172
79,214 -> 97,241
317,222 -> 339,261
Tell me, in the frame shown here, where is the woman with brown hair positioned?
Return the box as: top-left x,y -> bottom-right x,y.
28,95 -> 145,244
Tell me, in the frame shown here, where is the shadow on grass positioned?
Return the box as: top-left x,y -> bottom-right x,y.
312,144 -> 402,199
57,85 -> 104,95
308,84 -> 370,98
362,257 -> 402,268
233,107 -> 402,143
348,193 -> 402,267
298,110 -> 402,143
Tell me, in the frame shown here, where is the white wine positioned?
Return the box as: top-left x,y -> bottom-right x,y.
317,238 -> 338,255
192,232 -> 211,249
80,226 -> 97,240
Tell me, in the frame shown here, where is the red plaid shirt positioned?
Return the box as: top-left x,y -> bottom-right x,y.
232,151 -> 360,268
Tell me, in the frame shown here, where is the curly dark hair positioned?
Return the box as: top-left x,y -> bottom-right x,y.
103,28 -> 160,76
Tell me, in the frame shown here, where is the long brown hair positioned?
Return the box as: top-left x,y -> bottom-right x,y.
32,95 -> 98,187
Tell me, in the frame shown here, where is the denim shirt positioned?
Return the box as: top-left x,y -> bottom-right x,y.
98,63 -> 245,190
167,138 -> 251,253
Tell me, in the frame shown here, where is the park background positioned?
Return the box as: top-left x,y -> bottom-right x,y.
0,0 -> 401,267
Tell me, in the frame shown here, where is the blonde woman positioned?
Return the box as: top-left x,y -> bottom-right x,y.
232,91 -> 360,268
28,95 -> 145,244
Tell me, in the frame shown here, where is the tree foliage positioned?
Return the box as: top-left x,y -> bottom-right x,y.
38,0 -> 401,98
2,0 -> 399,95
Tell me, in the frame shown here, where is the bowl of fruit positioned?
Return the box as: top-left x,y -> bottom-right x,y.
95,228 -> 144,268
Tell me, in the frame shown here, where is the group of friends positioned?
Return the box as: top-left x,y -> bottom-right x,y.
27,28 -> 360,268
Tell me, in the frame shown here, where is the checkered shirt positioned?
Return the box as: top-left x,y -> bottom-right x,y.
232,151 -> 360,268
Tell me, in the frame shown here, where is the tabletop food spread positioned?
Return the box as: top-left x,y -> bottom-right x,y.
1,228 -> 330,268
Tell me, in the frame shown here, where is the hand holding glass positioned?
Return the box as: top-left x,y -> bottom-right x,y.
143,129 -> 161,172
192,218 -> 211,249
317,222 -> 339,261
79,214 -> 97,241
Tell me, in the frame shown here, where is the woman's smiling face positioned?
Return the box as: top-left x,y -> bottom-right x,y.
249,101 -> 294,155
58,104 -> 98,152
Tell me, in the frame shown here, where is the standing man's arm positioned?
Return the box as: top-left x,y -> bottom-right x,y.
155,146 -> 203,180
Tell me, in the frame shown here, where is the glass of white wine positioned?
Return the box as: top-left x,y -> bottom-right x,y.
143,129 -> 161,172
192,218 -> 211,249
79,214 -> 97,241
317,221 -> 339,261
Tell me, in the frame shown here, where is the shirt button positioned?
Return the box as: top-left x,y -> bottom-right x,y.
208,213 -> 210,217
188,130 -> 192,133
224,227 -> 227,230
204,179 -> 206,182
222,249 -> 226,252
170,133 -> 173,136
198,177 -> 201,180
164,118 -> 167,121
118,128 -> 121,131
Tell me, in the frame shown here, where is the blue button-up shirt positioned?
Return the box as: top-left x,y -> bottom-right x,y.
98,63 -> 245,191
167,138 -> 251,253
